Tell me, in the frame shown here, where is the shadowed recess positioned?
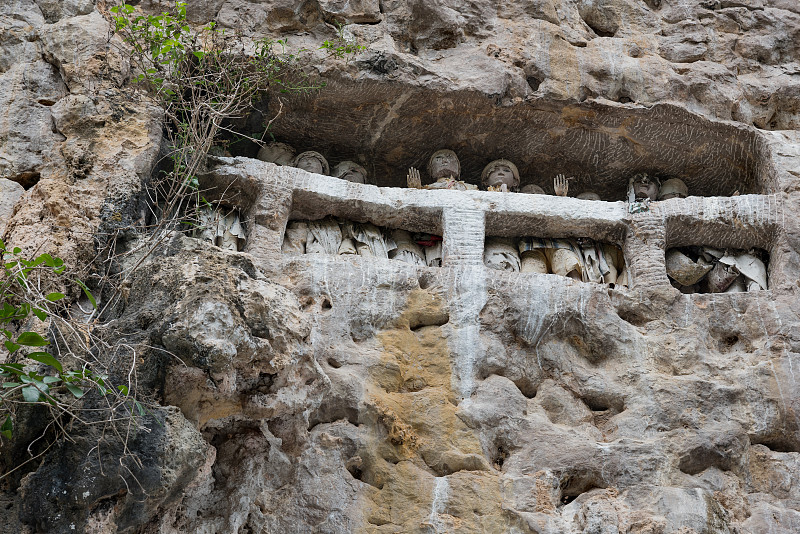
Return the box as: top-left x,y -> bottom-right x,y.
240,78 -> 770,198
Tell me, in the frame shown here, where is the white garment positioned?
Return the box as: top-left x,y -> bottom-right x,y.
344,222 -> 393,258
389,230 -> 426,266
282,221 -> 308,254
484,237 -> 520,272
194,206 -> 218,243
425,242 -> 443,267
306,218 -> 342,255
720,252 -> 767,291
218,211 -> 245,251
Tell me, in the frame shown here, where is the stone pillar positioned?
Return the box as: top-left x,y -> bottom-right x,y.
246,166 -> 294,261
624,210 -> 671,290
442,207 -> 485,267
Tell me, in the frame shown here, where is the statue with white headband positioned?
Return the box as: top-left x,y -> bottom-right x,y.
481,159 -> 520,192
407,149 -> 477,191
293,151 -> 330,176
332,161 -> 368,184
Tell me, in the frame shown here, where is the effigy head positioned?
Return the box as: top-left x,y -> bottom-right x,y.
658,178 -> 688,200
332,161 -> 368,184
577,191 -> 601,200
520,184 -> 546,195
631,173 -> 661,201
481,159 -> 520,190
293,151 -> 330,175
257,142 -> 296,166
427,149 -> 460,180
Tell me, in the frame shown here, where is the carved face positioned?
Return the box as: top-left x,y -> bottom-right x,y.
633,176 -> 659,200
520,184 -> 546,195
486,165 -> 516,189
429,150 -> 459,180
260,144 -> 294,165
340,169 -> 366,183
297,155 -> 323,174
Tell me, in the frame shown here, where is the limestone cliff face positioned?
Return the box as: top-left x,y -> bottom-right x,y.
2,1 -> 800,533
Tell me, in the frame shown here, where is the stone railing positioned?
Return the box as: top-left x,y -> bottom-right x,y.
202,157 -> 786,293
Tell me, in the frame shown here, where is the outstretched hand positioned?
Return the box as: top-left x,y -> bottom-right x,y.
554,174 -> 569,197
407,167 -> 422,189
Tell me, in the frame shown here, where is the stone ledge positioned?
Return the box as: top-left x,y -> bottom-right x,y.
203,159 -> 789,293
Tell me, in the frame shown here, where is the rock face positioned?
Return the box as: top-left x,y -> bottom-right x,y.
1,1 -> 800,533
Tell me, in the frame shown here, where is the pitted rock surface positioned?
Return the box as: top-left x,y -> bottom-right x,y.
0,0 -> 800,533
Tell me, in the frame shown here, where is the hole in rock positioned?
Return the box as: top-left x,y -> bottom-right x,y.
229,81 -> 766,197
418,272 -> 436,290
665,247 -> 769,294
560,483 -> 602,506
750,435 -> 800,454
321,298 -> 332,310
248,372 -> 275,394
678,446 -> 733,475
582,13 -> 618,38
589,25 -> 615,38
409,312 -> 449,331
10,172 -> 41,190
493,444 -> 509,470
483,236 -> 627,287
615,306 -> 652,327
346,463 -> 364,482
515,379 -> 538,400
723,334 -> 739,346
582,392 -> 624,413
307,403 -> 360,430
585,399 -> 608,412
327,357 -> 342,369
526,75 -> 543,92
283,216 -> 442,268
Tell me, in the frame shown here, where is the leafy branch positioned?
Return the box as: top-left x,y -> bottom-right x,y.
108,2 -> 332,236
0,240 -> 145,459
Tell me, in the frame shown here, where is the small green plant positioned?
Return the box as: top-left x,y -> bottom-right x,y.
0,240 -> 143,450
320,22 -> 367,63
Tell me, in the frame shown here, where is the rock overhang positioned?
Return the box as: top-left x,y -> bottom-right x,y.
234,80 -> 778,198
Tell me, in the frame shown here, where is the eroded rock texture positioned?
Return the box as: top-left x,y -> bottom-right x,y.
2,0 -> 800,533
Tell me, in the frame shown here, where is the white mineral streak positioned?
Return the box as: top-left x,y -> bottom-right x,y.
443,207 -> 487,399
427,476 -> 451,534
447,265 -> 486,400
763,296 -> 800,433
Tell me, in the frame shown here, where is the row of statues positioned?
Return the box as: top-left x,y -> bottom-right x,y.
282,216 -> 628,287
484,237 -> 628,286
258,142 -> 369,184
257,142 -> 689,201
666,247 -> 767,293
282,218 -> 443,267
